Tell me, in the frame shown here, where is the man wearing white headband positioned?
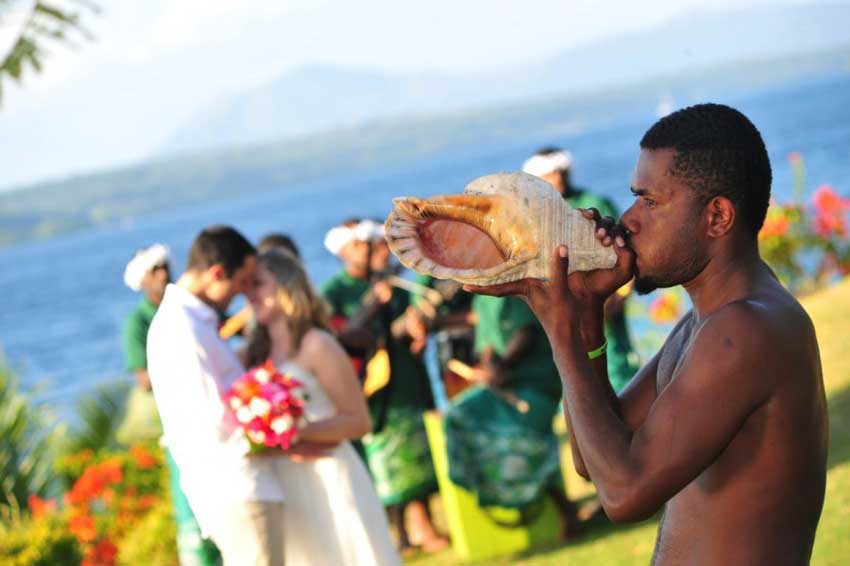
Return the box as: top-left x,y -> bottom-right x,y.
523,147 -> 639,395
320,217 -> 448,554
121,243 -> 171,389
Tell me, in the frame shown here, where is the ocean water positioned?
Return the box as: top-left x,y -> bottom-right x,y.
2,73 -> 849,416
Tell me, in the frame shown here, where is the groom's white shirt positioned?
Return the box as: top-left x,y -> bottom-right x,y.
147,283 -> 284,535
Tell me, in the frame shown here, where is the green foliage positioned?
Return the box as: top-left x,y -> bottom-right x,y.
0,0 -> 99,103
62,379 -> 130,457
0,360 -> 58,516
0,511 -> 82,566
116,498 -> 179,566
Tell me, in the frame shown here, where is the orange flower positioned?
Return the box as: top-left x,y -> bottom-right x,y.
649,291 -> 682,324
69,513 -> 98,543
28,494 -> 57,519
787,151 -> 803,165
759,214 -> 790,240
129,444 -> 157,469
139,494 -> 159,510
99,459 -> 124,484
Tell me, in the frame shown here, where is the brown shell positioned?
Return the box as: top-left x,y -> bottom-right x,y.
385,171 -> 617,286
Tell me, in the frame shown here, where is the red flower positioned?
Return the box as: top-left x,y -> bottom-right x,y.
82,538 -> 118,566
811,185 -> 850,238
813,185 -> 850,216
28,494 -> 56,519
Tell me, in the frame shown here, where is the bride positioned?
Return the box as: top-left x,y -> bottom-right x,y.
244,248 -> 402,566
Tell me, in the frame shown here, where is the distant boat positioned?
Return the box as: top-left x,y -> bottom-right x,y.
655,94 -> 675,118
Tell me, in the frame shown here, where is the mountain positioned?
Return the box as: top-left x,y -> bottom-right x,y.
3,45 -> 849,249
163,3 -> 850,155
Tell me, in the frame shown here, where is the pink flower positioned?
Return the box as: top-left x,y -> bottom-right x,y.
788,151 -> 803,165
811,185 -> 850,238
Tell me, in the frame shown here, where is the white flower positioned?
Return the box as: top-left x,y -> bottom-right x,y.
270,415 -> 294,434
236,406 -> 254,424
248,430 -> 266,444
254,368 -> 271,384
229,397 -> 243,410
250,397 -> 272,418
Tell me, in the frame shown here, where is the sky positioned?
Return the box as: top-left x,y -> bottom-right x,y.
0,0 -> 832,190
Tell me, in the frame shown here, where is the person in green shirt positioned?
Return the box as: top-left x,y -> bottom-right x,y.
444,294 -> 581,539
522,146 -> 640,393
321,218 -> 447,554
119,243 -> 171,443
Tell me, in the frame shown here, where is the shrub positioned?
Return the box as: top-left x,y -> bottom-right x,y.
0,511 -> 82,566
116,498 -> 179,566
0,360 -> 58,516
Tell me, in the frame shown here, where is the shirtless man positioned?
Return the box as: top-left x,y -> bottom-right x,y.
467,103 -> 828,564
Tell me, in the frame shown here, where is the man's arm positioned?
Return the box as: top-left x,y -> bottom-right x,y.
551,301 -> 775,522
565,300 -> 668,479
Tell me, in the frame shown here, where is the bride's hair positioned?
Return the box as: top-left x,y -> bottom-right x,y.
243,248 -> 330,368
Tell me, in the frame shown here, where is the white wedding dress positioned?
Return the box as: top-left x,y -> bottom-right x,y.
274,361 -> 402,566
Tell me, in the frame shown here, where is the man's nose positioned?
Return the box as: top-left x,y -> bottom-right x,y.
620,205 -> 639,235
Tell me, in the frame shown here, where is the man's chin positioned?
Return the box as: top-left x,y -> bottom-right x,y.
633,276 -> 658,296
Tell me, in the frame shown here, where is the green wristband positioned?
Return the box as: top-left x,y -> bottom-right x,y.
587,339 -> 608,360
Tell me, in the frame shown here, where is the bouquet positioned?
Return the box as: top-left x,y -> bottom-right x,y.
224,360 -> 308,451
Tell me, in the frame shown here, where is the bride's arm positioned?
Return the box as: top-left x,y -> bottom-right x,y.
295,329 -> 372,443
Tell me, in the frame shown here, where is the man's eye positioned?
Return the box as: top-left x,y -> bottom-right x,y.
644,198 -> 657,208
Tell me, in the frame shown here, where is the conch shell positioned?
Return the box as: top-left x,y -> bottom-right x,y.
384,171 -> 617,286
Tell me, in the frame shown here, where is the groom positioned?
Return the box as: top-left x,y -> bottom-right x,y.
146,225 -> 284,565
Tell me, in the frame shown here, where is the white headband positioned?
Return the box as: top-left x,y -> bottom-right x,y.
123,243 -> 171,291
324,220 -> 386,256
522,151 -> 573,177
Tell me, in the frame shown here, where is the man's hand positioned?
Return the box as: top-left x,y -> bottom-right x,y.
404,307 -> 429,355
469,348 -> 510,387
373,280 -> 393,305
464,209 -> 635,330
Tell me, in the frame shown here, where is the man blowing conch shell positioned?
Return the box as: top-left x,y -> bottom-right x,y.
385,103 -> 828,565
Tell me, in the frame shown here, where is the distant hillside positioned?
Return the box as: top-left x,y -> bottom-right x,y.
2,46 -> 849,248
163,3 -> 850,155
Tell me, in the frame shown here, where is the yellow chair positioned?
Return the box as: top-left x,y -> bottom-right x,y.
424,411 -> 564,562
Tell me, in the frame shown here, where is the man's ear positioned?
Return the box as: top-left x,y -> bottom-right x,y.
705,196 -> 736,238
208,264 -> 227,282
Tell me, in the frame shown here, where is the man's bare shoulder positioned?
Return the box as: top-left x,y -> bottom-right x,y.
695,287 -> 817,388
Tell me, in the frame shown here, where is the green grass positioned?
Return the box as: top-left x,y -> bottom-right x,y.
408,278 -> 850,565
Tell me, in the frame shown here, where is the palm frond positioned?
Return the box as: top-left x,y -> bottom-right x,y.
0,359 -> 58,518
0,0 -> 99,104
64,379 -> 130,455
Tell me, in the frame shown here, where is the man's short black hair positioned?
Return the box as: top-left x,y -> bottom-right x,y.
186,225 -> 256,276
640,103 -> 772,237
258,232 -> 300,258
